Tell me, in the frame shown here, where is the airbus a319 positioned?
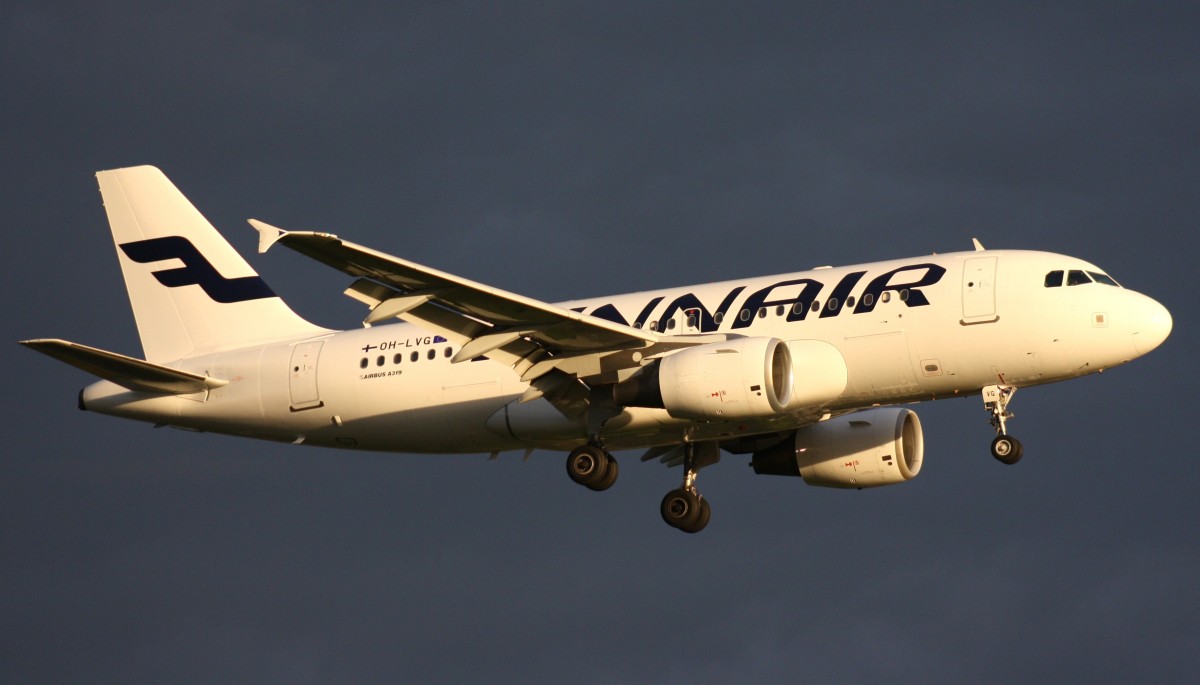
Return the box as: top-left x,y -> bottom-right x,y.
22,166 -> 1173,533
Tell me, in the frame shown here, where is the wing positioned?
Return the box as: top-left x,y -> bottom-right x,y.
250,221 -> 725,406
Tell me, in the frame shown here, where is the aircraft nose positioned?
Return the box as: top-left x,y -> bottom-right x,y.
1131,296 -> 1172,356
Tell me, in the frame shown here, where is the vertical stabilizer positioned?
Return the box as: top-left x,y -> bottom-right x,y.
97,165 -> 330,362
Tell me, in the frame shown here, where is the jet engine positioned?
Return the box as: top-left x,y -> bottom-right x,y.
751,407 -> 923,488
613,337 -> 793,421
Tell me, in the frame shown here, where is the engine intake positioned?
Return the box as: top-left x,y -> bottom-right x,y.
751,407 -> 923,488
613,337 -> 793,421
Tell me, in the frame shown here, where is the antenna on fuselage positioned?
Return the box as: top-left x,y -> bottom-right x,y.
971,238 -> 986,251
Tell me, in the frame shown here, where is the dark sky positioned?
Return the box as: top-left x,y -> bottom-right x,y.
3,2 -> 1197,683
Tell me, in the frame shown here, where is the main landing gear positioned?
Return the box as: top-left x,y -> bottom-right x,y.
983,384 -> 1023,465
660,442 -> 716,534
566,443 -> 619,491
565,439 -> 717,534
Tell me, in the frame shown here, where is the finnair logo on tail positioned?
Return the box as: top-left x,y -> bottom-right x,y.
119,236 -> 276,303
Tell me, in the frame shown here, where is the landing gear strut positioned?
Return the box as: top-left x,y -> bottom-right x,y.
660,442 -> 715,534
566,443 -> 618,491
983,384 -> 1023,465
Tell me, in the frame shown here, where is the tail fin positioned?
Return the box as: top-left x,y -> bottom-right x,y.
97,165 -> 329,362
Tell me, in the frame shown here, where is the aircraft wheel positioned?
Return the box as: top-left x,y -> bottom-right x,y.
567,445 -> 609,487
660,488 -> 702,530
587,455 -> 619,491
991,435 -> 1024,465
682,498 -> 711,534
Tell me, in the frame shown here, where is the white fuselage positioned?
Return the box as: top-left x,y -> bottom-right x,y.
80,248 -> 1171,454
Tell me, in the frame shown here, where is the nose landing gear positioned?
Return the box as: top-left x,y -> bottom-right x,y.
983,384 -> 1023,464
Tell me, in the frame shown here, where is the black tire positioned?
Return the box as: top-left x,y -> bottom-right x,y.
682,498 -> 711,534
991,435 -> 1024,465
660,488 -> 701,530
586,454 -> 619,491
566,445 -> 608,486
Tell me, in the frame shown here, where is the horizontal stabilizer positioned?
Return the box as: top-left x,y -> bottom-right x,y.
19,339 -> 228,394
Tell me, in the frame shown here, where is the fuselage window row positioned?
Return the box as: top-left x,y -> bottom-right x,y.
360,346 -> 455,369
628,289 -> 902,333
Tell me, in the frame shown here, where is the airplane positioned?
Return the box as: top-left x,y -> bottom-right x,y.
21,165 -> 1173,533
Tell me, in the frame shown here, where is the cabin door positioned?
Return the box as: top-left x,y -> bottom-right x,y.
289,341 -> 324,411
962,257 -> 999,324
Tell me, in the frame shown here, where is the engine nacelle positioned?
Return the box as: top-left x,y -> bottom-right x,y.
784,339 -> 848,409
751,407 -> 923,488
613,337 -> 793,421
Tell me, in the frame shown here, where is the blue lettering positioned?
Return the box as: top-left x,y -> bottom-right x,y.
818,271 -> 867,318
734,279 -> 825,329
654,287 -> 745,332
854,263 -> 946,313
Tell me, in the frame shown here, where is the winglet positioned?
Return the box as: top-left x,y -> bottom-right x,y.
248,218 -> 287,254
971,238 -> 986,251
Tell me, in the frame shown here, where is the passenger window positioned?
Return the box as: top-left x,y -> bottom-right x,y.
757,308 -> 767,319
444,347 -> 453,358
846,296 -> 856,308
792,302 -> 804,316
739,309 -> 750,322
648,321 -> 658,331
1067,270 -> 1092,286
410,351 -> 419,362
427,349 -> 436,360
667,319 -> 676,330
863,293 -> 874,307
713,312 -> 725,325
1044,270 -> 1063,287
775,305 -> 785,317
360,358 -> 368,369
376,355 -> 385,366
393,353 -> 402,364
881,292 -> 891,303
899,289 -> 909,302
827,297 -> 839,311
810,300 -> 820,313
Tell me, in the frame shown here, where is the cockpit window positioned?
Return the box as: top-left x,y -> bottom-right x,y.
1067,270 -> 1092,286
1048,268 -> 1121,288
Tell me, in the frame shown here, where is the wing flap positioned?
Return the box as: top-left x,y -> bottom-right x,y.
20,339 -> 227,394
